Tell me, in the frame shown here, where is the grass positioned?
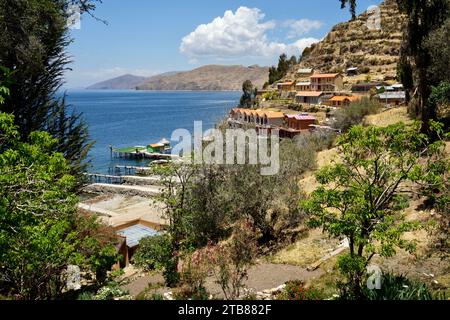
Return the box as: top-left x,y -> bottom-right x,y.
364,106 -> 412,127
306,256 -> 343,299
269,229 -> 340,268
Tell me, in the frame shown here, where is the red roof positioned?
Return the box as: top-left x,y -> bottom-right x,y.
296,91 -> 323,97
310,73 -> 340,79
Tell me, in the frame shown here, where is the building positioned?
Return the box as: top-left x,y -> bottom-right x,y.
229,108 -> 285,127
284,114 -> 317,130
376,91 -> 406,106
296,68 -> 314,77
326,95 -> 360,107
351,82 -> 387,93
277,80 -> 295,95
346,67 -> 359,76
295,81 -> 311,91
310,73 -> 344,92
295,91 -> 324,105
113,219 -> 163,269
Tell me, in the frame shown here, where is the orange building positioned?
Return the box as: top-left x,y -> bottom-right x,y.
310,73 -> 344,92
326,95 -> 360,107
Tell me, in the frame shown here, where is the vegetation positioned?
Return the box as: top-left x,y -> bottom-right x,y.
277,280 -> 324,300
364,273 -> 433,300
239,80 -> 258,108
0,0 -> 101,179
301,122 -> 448,299
268,54 -> 298,85
340,0 -> 450,133
0,111 -> 117,299
332,98 -> 382,132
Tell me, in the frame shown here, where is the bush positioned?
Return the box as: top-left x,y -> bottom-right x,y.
278,280 -> 324,300
132,233 -> 180,287
364,273 -> 433,300
332,97 -> 381,132
132,234 -> 172,271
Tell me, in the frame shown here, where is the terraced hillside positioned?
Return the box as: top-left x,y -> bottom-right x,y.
285,0 -> 406,86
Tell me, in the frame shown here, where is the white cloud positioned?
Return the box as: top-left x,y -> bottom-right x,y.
180,7 -> 320,61
283,19 -> 324,39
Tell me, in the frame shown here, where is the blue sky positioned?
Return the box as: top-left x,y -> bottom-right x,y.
66,0 -> 382,88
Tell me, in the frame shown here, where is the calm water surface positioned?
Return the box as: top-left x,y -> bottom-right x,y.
65,90 -> 240,174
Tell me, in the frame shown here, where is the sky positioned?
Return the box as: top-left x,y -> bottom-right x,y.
66,0 -> 383,88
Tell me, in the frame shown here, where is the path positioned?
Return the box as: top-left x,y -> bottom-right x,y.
122,261 -> 324,298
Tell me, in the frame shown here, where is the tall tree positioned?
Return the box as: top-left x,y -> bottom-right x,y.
301,122 -> 448,298
0,0 -> 100,179
339,0 -> 450,133
239,80 -> 257,108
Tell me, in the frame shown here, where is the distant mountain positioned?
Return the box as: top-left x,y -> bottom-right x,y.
86,74 -> 149,90
136,65 -> 269,91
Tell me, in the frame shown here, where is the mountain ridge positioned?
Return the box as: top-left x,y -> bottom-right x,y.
87,65 -> 269,91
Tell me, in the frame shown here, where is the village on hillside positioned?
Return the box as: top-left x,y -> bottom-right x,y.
228,68 -> 405,139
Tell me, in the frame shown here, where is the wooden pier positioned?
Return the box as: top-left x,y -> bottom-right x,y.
84,173 -> 124,185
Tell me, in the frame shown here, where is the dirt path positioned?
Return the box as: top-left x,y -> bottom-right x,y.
123,261 -> 324,298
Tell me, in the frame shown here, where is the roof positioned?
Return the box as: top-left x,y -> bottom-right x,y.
150,143 -> 165,148
117,224 -> 159,247
278,81 -> 295,86
378,91 -> 406,100
285,114 -> 317,121
158,138 -> 170,145
329,96 -> 360,102
297,68 -> 313,74
296,82 -> 311,86
310,73 -> 340,79
352,82 -> 386,88
296,91 -> 324,97
231,108 -> 284,119
347,67 -> 358,71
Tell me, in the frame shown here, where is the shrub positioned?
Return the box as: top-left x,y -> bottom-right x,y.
278,280 -> 324,300
132,233 -> 180,287
364,274 -> 433,300
176,247 -> 214,300
332,97 -> 382,132
212,220 -> 258,300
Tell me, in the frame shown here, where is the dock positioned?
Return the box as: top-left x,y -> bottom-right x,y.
84,173 -> 125,184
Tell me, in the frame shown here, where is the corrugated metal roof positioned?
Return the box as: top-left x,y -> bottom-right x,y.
285,114 -> 317,121
378,91 -> 406,99
117,224 -> 159,247
297,68 -> 313,74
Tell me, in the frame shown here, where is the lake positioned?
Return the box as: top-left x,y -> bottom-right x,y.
65,90 -> 241,174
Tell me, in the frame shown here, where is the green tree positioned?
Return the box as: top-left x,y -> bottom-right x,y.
239,80 -> 257,108
0,0 -> 101,179
268,54 -> 299,85
424,18 -> 450,85
301,122 -> 448,298
0,108 -> 117,299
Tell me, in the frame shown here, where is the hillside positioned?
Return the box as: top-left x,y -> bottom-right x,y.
136,65 -> 269,91
87,74 -> 149,90
285,0 -> 406,86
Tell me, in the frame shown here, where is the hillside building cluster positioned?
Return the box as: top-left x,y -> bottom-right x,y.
272,69 -> 406,107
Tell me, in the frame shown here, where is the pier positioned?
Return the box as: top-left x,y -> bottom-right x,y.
84,173 -> 125,184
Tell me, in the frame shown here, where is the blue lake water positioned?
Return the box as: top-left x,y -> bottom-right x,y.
65,90 -> 241,174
